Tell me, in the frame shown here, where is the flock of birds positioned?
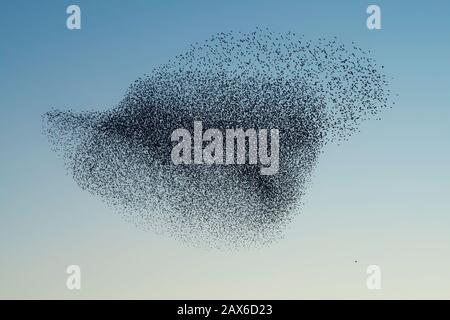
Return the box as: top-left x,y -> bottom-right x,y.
43,29 -> 392,248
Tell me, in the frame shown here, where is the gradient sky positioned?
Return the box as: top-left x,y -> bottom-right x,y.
1,0 -> 449,299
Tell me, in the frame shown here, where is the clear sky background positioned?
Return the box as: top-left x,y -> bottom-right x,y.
1,0 -> 449,299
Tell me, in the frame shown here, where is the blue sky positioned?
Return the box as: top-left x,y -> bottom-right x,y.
1,0 -> 449,298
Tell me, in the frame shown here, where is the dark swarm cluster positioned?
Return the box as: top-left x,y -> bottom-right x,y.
43,29 -> 392,248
